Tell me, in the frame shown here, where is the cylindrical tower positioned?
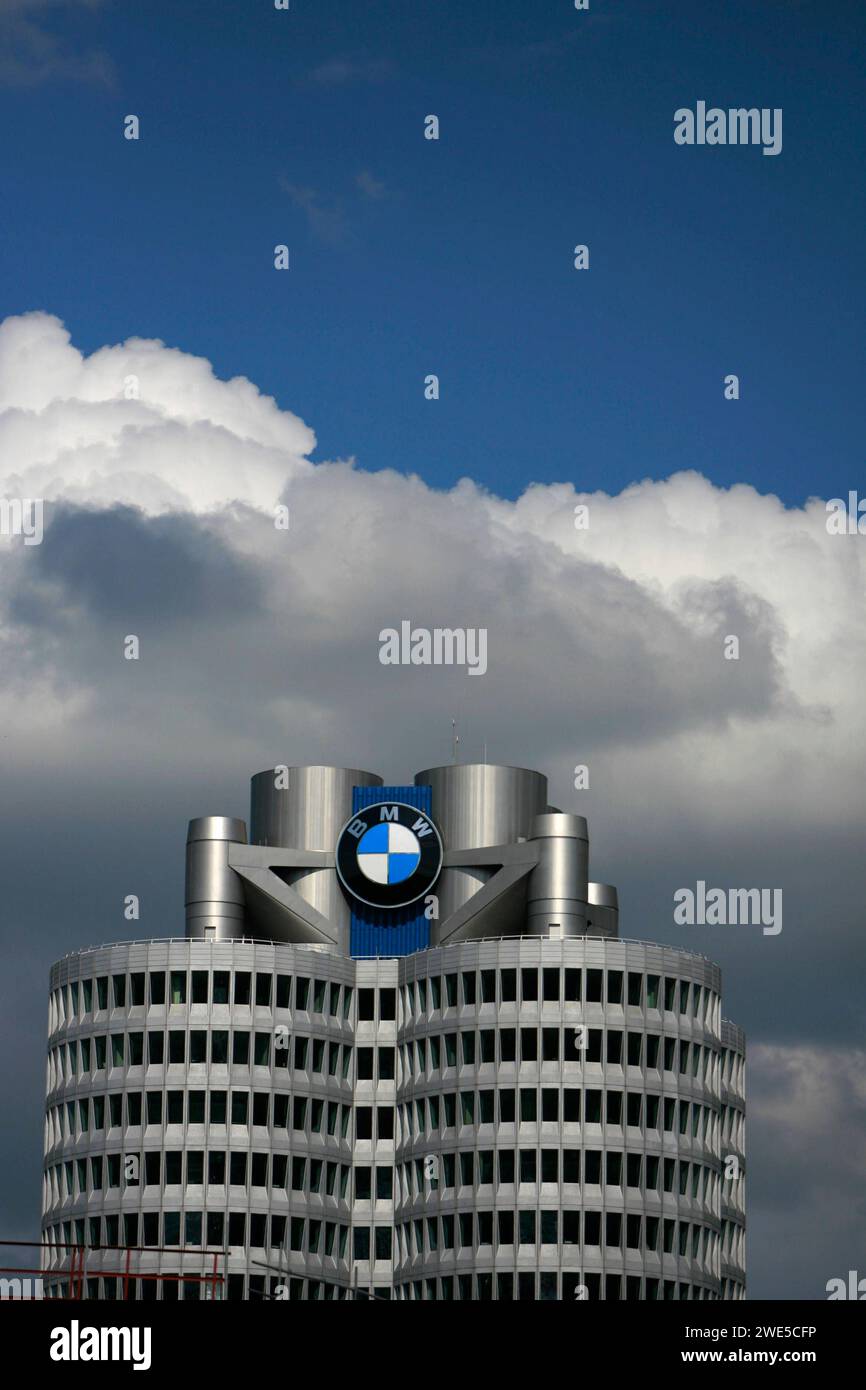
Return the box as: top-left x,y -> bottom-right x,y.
185,817 -> 247,941
719,1019 -> 746,1299
414,764 -> 548,925
249,766 -> 382,942
525,813 -> 590,938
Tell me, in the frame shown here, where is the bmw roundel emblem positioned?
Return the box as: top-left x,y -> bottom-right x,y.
335,802 -> 443,910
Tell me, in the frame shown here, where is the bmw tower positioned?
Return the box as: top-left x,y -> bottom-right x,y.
41,762 -> 746,1301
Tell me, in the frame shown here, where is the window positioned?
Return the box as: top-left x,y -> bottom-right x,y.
519,1088 -> 537,1122
358,989 -> 375,1021
541,1089 -> 559,1121
170,972 -> 186,1005
233,1031 -> 249,1066
234,972 -> 251,1007
519,1149 -> 536,1183
445,974 -> 457,1007
213,971 -> 230,1005
168,1031 -> 185,1064
586,969 -> 602,1003
520,1028 -> 537,1062
112,975 -> 126,1009
542,968 -> 559,1002
255,973 -> 272,1007
518,1211 -> 536,1245
521,969 -> 538,1002
191,972 -> 208,1005
462,972 -> 476,1005
208,1151 -> 226,1185
379,987 -> 396,1019
541,1149 -> 558,1183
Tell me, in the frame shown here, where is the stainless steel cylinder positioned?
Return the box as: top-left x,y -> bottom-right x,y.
249,765 -> 382,941
185,816 -> 247,940
415,763 -> 549,927
526,812 -> 590,938
587,881 -> 619,939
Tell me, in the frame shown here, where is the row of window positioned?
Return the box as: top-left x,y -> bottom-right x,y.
44,1207 -> 718,1263
395,1210 -> 719,1263
45,1147 -> 723,1206
41,1270 -> 729,1302
47,1027 -> 724,1090
51,968 -> 721,1029
400,970 -> 718,1019
51,974 -> 359,1023
48,1032 -> 359,1085
46,1086 -> 725,1151
399,1029 -> 720,1078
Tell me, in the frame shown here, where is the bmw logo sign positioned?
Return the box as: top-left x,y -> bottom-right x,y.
335,802 -> 443,910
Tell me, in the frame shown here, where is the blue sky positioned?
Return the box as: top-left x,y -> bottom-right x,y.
1,0 -> 863,503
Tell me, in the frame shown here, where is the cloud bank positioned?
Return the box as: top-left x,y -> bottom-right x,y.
1,310 -> 863,1296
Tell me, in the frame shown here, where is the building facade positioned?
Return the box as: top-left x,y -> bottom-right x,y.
41,763 -> 746,1300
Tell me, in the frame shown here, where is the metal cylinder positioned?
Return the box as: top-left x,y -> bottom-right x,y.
185,816 -> 247,941
526,812 -> 590,938
587,881 -> 619,939
415,763 -> 549,926
249,765 -> 382,940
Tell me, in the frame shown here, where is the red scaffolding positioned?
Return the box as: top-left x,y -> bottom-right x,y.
0,1239 -> 225,1300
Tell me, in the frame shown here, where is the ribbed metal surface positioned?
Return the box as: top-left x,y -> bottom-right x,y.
350,785 -> 433,957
